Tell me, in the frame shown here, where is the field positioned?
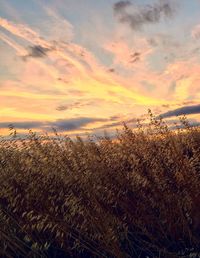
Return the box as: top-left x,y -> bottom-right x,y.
1,113 -> 200,258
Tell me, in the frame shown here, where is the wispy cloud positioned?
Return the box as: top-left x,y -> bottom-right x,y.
0,16 -> 166,106
39,3 -> 74,41
0,31 -> 26,55
0,17 -> 49,47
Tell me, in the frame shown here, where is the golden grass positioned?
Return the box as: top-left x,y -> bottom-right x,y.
1,112 -> 200,257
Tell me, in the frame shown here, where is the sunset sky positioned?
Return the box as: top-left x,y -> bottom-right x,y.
1,0 -> 200,137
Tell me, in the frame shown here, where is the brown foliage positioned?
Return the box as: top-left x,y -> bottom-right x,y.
1,114 -> 200,257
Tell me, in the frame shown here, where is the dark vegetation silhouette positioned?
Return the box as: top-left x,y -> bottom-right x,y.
1,111 -> 200,257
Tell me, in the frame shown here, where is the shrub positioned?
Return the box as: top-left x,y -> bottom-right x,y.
1,114 -> 200,257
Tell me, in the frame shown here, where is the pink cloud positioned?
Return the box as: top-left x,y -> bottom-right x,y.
192,24 -> 200,39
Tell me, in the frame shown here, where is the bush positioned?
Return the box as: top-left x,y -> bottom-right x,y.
1,114 -> 200,257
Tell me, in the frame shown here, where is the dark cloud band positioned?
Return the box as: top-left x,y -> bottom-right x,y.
0,117 -> 107,132
159,104 -> 200,119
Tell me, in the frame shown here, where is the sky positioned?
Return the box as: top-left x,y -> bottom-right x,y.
1,0 -> 200,138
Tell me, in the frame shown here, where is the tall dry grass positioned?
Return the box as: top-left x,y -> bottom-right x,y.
1,112 -> 200,257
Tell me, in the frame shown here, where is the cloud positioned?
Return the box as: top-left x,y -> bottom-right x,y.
130,52 -> 141,63
1,16 -> 166,109
0,121 -> 44,129
56,101 -> 85,111
148,33 -> 180,49
93,116 -> 144,131
1,116 -> 144,133
104,39 -> 152,69
0,117 -> 107,132
141,81 -> 155,92
0,17 -> 50,47
3,14 -> 199,135
39,4 -> 74,41
0,31 -> 27,56
107,68 -> 115,73
51,117 -> 106,131
114,1 -> 131,12
113,0 -> 177,30
23,45 -> 52,60
56,100 -> 98,112
192,24 -> 200,39
159,104 -> 200,118
56,105 -> 69,111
